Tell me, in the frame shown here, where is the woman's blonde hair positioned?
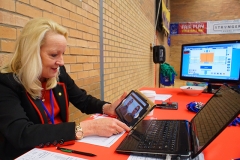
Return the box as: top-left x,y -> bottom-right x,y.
0,18 -> 68,99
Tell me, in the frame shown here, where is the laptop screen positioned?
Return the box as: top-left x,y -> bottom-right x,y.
190,85 -> 240,158
115,90 -> 149,128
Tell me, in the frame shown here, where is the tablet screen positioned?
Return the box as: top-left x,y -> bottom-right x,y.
115,90 -> 149,127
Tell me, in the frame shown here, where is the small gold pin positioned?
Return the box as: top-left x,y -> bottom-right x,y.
59,92 -> 62,96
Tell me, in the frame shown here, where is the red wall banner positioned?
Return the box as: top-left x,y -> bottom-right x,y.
178,22 -> 207,34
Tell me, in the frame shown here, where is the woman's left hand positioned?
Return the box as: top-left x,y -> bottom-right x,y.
103,92 -> 127,116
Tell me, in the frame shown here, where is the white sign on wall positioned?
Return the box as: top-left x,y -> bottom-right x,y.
207,19 -> 240,34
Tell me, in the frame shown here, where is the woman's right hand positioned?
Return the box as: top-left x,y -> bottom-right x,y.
79,117 -> 130,137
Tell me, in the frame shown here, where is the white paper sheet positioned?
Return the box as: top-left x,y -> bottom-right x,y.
78,131 -> 125,147
77,114 -> 125,147
155,94 -> 172,101
15,148 -> 86,160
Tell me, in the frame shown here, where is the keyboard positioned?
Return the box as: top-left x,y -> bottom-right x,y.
137,120 -> 179,151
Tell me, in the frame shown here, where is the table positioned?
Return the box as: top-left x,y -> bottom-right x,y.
44,87 -> 240,160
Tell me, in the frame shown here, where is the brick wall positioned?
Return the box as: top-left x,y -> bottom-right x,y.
169,0 -> 240,77
103,0 -> 156,101
0,0 -> 163,123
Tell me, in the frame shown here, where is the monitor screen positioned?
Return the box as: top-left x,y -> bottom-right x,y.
180,40 -> 240,84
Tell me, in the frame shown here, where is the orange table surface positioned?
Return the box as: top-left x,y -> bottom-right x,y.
44,87 -> 240,160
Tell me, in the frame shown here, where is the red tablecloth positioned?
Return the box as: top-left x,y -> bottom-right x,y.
44,87 -> 240,160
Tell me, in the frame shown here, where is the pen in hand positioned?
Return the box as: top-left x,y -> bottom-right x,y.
56,146 -> 96,157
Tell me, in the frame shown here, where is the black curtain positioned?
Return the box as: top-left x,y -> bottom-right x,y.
156,0 -> 162,32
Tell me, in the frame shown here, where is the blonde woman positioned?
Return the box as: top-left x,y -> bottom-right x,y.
0,18 -> 130,160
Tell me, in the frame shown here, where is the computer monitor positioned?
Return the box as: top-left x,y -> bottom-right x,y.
180,40 -> 240,93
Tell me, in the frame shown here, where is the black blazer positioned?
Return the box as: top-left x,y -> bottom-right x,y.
0,66 -> 107,160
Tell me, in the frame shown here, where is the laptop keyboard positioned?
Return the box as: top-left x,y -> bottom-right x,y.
137,120 -> 179,151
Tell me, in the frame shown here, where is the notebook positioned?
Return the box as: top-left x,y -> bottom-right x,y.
115,84 -> 240,159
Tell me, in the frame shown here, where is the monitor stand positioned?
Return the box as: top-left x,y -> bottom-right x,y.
204,83 -> 222,94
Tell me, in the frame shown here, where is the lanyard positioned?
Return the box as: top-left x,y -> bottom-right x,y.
40,89 -> 54,124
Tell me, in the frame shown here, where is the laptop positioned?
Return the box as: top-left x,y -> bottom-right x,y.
115,84 -> 240,159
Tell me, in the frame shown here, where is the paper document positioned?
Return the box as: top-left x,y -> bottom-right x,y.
15,148 -> 86,160
78,131 -> 125,147
78,114 -> 125,147
155,94 -> 172,101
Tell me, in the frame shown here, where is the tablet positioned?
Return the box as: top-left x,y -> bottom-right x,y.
115,90 -> 149,128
